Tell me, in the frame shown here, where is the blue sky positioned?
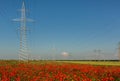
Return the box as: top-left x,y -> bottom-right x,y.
0,0 -> 120,60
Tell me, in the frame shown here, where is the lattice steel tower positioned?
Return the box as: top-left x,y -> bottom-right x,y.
118,42 -> 120,60
13,1 -> 33,61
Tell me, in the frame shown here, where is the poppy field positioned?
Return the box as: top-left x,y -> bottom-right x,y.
0,60 -> 120,81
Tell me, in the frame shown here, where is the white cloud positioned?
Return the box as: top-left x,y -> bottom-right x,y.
61,52 -> 69,57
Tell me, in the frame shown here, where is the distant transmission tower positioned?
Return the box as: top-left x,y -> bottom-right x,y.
52,45 -> 56,60
13,1 -> 34,61
118,42 -> 120,60
94,49 -> 101,61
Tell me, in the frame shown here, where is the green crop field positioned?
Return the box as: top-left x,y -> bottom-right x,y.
0,60 -> 120,66
56,60 -> 120,66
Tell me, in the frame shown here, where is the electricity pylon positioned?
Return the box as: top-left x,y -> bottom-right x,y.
13,1 -> 34,61
118,42 -> 120,60
94,49 -> 101,61
52,45 -> 56,60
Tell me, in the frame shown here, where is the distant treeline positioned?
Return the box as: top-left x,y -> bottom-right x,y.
55,60 -> 120,61
0,59 -> 119,61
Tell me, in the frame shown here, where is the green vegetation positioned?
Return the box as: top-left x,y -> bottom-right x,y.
0,60 -> 120,66
57,61 -> 120,66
